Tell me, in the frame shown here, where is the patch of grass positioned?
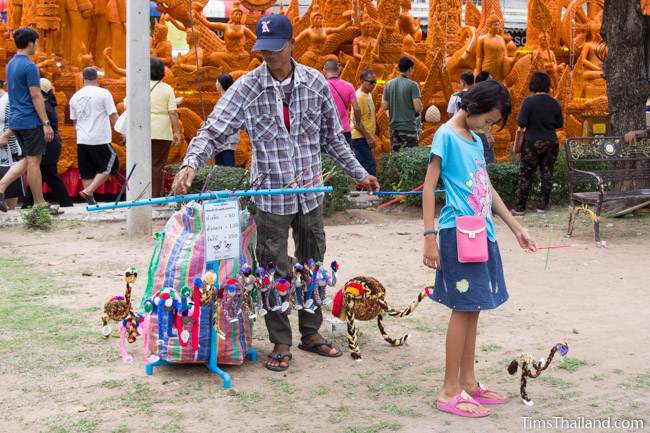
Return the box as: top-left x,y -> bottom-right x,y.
328,405 -> 351,424
308,383 -> 332,399
418,366 -> 444,376
591,374 -> 606,382
558,357 -> 588,373
118,379 -> 163,412
43,417 -> 101,433
159,421 -> 182,433
632,373 -> 650,389
390,363 -> 408,371
612,368 -> 625,375
0,256 -> 114,379
22,204 -> 52,230
342,421 -> 402,433
480,344 -> 502,352
381,403 -> 416,417
100,379 -> 126,389
367,375 -> 418,399
110,426 -> 130,433
558,391 -> 581,400
266,378 -> 297,407
538,375 -> 575,389
237,391 -> 263,410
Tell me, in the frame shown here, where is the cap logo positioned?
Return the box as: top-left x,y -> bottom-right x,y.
261,20 -> 271,33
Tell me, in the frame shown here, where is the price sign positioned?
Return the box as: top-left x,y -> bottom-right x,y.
203,200 -> 241,263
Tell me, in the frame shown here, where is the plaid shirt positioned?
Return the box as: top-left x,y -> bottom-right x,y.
182,61 -> 368,215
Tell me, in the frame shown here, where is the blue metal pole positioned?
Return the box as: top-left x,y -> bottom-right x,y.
371,189 -> 445,196
86,186 -> 334,212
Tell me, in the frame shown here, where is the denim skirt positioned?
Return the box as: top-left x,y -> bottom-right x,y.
429,229 -> 509,312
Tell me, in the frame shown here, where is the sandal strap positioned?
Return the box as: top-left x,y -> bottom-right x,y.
303,339 -> 332,349
267,352 -> 292,361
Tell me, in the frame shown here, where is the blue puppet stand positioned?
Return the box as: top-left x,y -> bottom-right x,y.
144,319 -> 257,389
144,198 -> 260,389
90,186 -> 331,389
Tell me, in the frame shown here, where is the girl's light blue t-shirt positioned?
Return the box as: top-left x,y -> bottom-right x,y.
429,123 -> 496,241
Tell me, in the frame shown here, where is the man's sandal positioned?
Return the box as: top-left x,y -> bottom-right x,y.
265,352 -> 292,372
297,339 -> 342,357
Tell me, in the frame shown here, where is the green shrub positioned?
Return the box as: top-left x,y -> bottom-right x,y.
21,204 -> 52,230
378,147 -> 431,205
321,155 -> 352,215
376,146 -> 572,207
487,162 -> 520,204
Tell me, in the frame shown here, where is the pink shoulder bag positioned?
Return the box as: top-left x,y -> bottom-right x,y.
456,215 -> 488,263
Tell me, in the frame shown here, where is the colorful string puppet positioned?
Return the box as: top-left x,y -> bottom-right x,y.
331,276 -> 431,360
174,280 -> 202,351
101,267 -> 138,338
101,267 -> 152,363
507,341 -> 570,406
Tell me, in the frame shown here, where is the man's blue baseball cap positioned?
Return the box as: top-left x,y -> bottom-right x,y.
252,14 -> 293,52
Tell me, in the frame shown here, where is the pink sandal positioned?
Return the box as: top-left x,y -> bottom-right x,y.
436,391 -> 490,418
470,382 -> 508,405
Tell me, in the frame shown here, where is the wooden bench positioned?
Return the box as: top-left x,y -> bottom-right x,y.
565,136 -> 650,242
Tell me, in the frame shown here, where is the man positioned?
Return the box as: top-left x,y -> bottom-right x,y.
322,60 -> 360,144
0,28 -> 56,213
171,14 -> 379,372
447,71 -> 474,117
382,56 -> 423,152
69,67 -> 118,205
350,68 -> 378,176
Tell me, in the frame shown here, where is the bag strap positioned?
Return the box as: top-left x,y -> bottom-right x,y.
140,231 -> 165,310
150,80 -> 161,93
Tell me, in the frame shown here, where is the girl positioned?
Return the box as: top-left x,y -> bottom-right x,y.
422,80 -> 537,418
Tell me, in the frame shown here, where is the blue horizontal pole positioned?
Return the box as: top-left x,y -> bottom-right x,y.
86,186 -> 333,212
371,189 -> 445,196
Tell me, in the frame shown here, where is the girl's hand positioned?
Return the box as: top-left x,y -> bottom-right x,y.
515,228 -> 537,252
423,236 -> 441,269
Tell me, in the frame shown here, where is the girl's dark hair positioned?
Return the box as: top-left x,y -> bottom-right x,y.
217,73 -> 234,92
13,27 -> 39,49
150,57 -> 165,81
529,71 -> 551,93
459,79 -> 512,127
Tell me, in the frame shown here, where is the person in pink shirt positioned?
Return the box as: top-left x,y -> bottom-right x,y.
323,60 -> 362,145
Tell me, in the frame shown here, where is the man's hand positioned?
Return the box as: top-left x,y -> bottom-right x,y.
171,166 -> 196,195
43,125 -> 54,142
360,175 -> 380,192
624,130 -> 641,144
366,136 -> 375,149
172,132 -> 182,145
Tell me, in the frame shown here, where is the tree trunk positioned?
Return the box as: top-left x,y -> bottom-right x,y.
601,0 -> 650,136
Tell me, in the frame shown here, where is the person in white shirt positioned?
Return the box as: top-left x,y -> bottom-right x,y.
447,71 -> 474,117
69,67 -> 118,205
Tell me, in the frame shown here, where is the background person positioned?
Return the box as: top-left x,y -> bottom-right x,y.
382,56 -> 423,152
69,67 -> 119,205
513,72 -> 563,215
214,73 -> 237,167
350,68 -> 378,176
150,57 -> 182,197
0,28 -> 55,213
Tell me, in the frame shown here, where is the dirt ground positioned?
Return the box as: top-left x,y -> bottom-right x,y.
1,206 -> 649,433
